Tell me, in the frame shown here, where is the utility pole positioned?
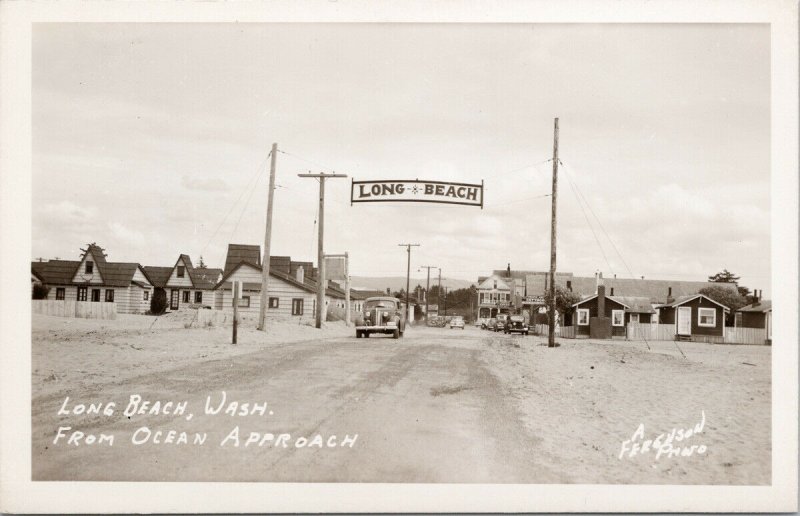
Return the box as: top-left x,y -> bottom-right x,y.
398,244 -> 420,325
419,265 -> 436,324
258,143 -> 278,331
443,287 -> 449,317
298,171 -> 348,328
324,253 -> 351,326
437,268 -> 442,316
548,117 -> 559,348
232,280 -> 240,344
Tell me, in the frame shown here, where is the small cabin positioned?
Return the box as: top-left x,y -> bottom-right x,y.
657,294 -> 729,343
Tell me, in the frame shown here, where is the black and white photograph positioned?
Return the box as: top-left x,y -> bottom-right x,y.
0,1 -> 797,513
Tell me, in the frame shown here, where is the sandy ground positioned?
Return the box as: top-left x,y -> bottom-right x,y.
31,315 -> 770,484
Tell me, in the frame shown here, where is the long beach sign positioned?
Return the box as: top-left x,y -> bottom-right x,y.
351,179 -> 484,208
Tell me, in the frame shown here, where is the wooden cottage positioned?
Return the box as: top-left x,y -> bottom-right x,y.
656,294 -> 730,343
571,285 -> 629,338
30,243 -> 153,314
144,255 -> 221,311
736,297 -> 772,345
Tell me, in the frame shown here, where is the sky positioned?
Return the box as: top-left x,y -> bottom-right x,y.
32,23 -> 771,294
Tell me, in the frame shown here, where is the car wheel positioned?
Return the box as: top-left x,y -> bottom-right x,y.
356,330 -> 362,338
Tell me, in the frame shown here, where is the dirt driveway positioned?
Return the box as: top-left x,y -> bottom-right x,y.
32,319 -> 770,484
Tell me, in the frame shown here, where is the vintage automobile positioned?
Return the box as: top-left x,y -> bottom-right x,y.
355,296 -> 406,339
449,316 -> 465,329
485,317 -> 498,331
504,314 -> 529,335
494,314 -> 509,332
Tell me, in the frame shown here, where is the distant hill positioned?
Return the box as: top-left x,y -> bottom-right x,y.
345,276 -> 475,293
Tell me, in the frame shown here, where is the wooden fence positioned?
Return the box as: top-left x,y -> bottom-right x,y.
724,326 -> 769,345
32,300 -> 117,320
626,322 -> 676,342
533,324 -> 575,338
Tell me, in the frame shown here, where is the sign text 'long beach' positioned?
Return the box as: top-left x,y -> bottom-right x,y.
351,179 -> 484,208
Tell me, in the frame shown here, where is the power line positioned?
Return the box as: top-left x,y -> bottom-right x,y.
562,165 -> 615,277
200,153 -> 270,261
277,149 -> 338,173
561,160 -> 636,279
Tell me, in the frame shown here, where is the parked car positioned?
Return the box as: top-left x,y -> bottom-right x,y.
495,314 -> 509,332
486,318 -> 498,331
450,316 -> 465,329
355,297 -> 406,339
504,315 -> 529,335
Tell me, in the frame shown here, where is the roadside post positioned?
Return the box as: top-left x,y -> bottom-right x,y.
232,280 -> 241,344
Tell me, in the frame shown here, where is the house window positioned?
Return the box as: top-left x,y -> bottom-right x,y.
143,291 -> 149,301
577,308 -> 590,326
91,289 -> 101,302
77,286 -> 87,301
612,309 -> 625,326
85,261 -> 93,274
56,288 -> 65,300
292,298 -> 304,316
194,291 -> 203,303
734,312 -> 742,328
177,266 -> 185,278
105,289 -> 114,302
269,297 -> 279,309
183,291 -> 190,303
239,296 -> 251,308
698,308 -> 716,327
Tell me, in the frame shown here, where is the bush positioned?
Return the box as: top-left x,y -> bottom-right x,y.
150,288 -> 168,315
32,283 -> 50,299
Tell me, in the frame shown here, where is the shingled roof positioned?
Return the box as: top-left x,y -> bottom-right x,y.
31,259 -> 148,288
737,300 -> 772,313
142,266 -> 173,288
30,260 -> 80,285
192,267 -> 223,289
223,244 -> 261,276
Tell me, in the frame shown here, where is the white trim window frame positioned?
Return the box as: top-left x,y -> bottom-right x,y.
611,309 -> 625,327
698,307 -> 716,327
577,308 -> 590,326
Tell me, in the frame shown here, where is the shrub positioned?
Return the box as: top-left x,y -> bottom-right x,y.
150,287 -> 168,315
32,283 -> 50,300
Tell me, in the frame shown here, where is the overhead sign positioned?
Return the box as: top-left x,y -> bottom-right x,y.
524,295 -> 546,304
351,179 -> 484,208
324,256 -> 347,281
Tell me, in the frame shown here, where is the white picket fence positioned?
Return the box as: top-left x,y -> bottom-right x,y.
32,300 -> 117,320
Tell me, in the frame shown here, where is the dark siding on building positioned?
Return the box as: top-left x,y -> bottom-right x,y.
741,311 -> 767,329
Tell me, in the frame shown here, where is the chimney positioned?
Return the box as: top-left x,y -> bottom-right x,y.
610,287 -> 614,296
296,266 -> 304,283
667,286 -> 674,304
507,263 -> 511,277
753,289 -> 760,306
598,284 -> 606,317
567,280 -> 572,292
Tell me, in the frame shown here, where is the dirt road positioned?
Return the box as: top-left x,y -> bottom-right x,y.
32,320 -> 770,484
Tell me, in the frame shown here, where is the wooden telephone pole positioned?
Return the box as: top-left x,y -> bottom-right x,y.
419,265 -> 436,324
298,171 -> 348,328
398,244 -> 420,324
548,118 -> 560,348
324,252 -> 351,326
258,143 -> 278,331
437,268 -> 442,315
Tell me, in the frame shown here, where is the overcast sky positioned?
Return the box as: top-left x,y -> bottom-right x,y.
32,23 -> 770,294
